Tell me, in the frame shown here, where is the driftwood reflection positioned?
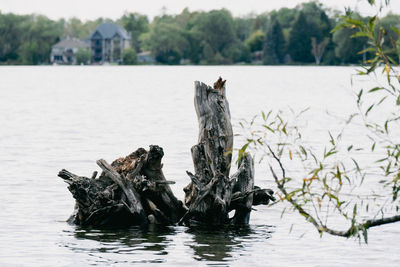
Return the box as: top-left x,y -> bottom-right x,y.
64,224 -> 274,264
69,225 -> 174,255
185,225 -> 274,262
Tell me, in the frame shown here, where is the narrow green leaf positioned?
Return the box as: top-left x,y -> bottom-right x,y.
391,26 -> 400,36
250,115 -> 257,126
357,89 -> 363,104
365,104 -> 374,116
262,124 -> 275,133
324,148 -> 337,158
368,16 -> 376,31
387,56 -> 397,65
282,124 -> 287,135
238,143 -> 249,160
328,132 -> 335,146
351,32 -> 370,38
358,47 -> 376,54
345,18 -> 363,27
352,158 -> 361,172
353,204 -> 358,218
376,158 -> 388,163
363,228 -> 368,244
377,96 -> 387,106
368,87 -> 384,93
330,23 -> 346,33
280,207 -> 286,219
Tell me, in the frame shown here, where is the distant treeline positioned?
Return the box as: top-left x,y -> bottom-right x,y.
1,1 -> 399,65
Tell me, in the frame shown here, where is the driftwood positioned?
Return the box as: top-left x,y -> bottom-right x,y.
58,78 -> 274,227
59,146 -> 186,226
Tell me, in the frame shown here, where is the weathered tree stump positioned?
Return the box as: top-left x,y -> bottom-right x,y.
59,78 -> 274,227
180,78 -> 274,225
59,145 -> 186,226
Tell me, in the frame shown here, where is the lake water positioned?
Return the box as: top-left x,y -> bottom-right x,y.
0,66 -> 399,266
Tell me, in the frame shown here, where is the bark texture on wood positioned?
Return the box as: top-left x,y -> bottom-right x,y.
181,78 -> 274,226
181,78 -> 233,225
59,145 -> 186,226
58,78 -> 274,227
229,154 -> 254,224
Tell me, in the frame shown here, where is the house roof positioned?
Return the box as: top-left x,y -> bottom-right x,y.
52,38 -> 89,49
89,23 -> 130,40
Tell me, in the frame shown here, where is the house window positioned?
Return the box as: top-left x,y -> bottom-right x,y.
54,55 -> 63,61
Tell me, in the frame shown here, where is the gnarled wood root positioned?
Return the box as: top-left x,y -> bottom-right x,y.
59,145 -> 186,227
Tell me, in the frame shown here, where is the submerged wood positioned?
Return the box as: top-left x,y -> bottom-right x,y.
59,78 -> 274,227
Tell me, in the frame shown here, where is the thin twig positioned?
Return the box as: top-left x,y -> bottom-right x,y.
268,147 -> 400,238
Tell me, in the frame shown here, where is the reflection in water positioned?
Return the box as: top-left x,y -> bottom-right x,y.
186,224 -> 274,263
60,224 -> 274,265
75,225 -> 172,252
63,225 -> 175,264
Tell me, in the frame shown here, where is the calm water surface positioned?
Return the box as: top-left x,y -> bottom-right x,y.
0,66 -> 399,266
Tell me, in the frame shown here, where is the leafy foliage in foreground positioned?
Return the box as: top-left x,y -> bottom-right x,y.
239,1 -> 400,242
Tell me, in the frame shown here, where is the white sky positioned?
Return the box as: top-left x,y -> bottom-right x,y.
0,0 -> 399,21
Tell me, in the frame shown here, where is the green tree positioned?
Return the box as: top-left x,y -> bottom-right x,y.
119,12 -> 149,52
144,19 -> 187,64
63,17 -> 85,39
301,1 -> 335,64
182,31 -> 203,64
0,13 -> 28,63
223,40 -> 250,64
287,11 -> 316,63
269,8 -> 299,46
177,9 -> 203,64
301,1 -> 330,38
75,48 -> 91,65
245,30 -> 265,52
263,20 -> 285,64
234,16 -> 254,42
269,8 -> 298,29
121,47 -> 137,65
0,13 -> 64,64
189,9 -> 238,64
332,25 -> 367,64
18,15 -> 63,64
252,13 -> 269,33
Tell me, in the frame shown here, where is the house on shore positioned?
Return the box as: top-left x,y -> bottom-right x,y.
50,38 -> 89,64
89,23 -> 131,64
